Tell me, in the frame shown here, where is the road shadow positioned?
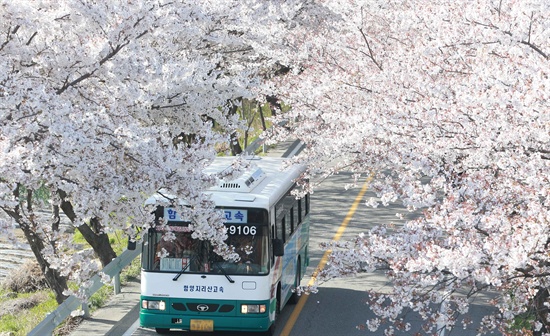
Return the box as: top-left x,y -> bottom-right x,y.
288,285 -> 503,336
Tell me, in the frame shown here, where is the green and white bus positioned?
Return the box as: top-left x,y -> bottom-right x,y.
139,157 -> 310,334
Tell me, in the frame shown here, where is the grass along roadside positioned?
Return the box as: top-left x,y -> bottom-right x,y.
0,232 -> 141,336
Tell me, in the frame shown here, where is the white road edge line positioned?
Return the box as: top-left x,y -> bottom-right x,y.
122,318 -> 140,336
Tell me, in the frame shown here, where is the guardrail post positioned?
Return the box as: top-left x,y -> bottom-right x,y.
114,273 -> 121,294
82,301 -> 90,318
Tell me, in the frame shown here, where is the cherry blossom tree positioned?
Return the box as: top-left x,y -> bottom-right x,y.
0,0 -> 325,304
266,0 -> 550,334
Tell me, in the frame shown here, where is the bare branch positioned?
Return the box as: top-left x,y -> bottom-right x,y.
26,32 -> 37,46
1,25 -> 19,51
54,14 -> 70,21
341,81 -> 373,93
358,28 -> 383,71
521,40 -> 549,60
520,11 -> 548,59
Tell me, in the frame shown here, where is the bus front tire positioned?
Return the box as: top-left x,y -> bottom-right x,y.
155,328 -> 170,334
266,285 -> 281,336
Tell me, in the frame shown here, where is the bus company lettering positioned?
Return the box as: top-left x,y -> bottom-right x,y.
183,285 -> 224,293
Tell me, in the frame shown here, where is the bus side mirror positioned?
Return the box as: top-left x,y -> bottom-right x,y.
127,239 -> 137,251
273,239 -> 284,257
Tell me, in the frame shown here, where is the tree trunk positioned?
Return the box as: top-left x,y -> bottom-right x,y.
58,190 -> 117,267
533,287 -> 549,336
229,131 -> 243,155
79,218 -> 117,267
258,102 -> 267,131
227,100 -> 243,155
19,222 -> 69,304
266,95 -> 280,116
2,185 -> 68,304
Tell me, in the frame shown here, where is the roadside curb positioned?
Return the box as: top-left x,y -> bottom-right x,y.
69,279 -> 140,336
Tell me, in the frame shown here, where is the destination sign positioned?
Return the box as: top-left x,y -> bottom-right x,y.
164,208 -> 248,224
223,209 -> 248,223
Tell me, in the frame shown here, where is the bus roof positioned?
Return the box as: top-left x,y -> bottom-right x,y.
206,156 -> 304,208
149,156 -> 304,209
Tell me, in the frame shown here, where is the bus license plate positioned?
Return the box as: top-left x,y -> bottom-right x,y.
190,319 -> 214,332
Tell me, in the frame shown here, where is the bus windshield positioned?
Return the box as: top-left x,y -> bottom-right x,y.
147,224 -> 270,275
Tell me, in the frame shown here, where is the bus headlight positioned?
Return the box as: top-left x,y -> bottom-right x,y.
241,304 -> 266,314
142,300 -> 166,311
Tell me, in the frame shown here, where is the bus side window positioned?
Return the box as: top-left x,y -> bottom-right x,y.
271,225 -> 276,264
277,216 -> 285,243
286,209 -> 293,239
293,203 -> 300,227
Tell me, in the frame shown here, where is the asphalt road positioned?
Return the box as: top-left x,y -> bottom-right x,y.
129,172 -> 501,336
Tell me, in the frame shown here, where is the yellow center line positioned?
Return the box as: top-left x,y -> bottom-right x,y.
280,175 -> 373,336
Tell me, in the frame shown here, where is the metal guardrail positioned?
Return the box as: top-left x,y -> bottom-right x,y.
28,248 -> 141,336
243,120 -> 289,155
243,135 -> 266,155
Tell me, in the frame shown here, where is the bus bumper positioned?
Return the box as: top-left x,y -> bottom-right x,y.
140,312 -> 272,332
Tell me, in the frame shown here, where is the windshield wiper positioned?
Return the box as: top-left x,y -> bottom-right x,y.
212,262 -> 235,283
173,255 -> 196,281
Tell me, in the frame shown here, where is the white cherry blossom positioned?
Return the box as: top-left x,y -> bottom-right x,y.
266,0 -> 550,334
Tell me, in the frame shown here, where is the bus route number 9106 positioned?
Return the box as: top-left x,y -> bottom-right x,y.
228,225 -> 256,235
